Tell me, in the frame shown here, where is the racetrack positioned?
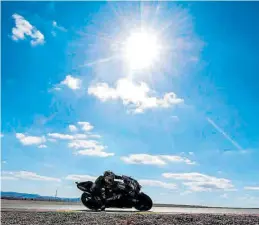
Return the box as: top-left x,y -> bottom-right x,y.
1,200 -> 259,225
1,199 -> 259,215
1,211 -> 259,225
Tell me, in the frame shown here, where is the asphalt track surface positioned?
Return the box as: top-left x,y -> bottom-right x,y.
2,200 -> 259,225
1,199 -> 259,215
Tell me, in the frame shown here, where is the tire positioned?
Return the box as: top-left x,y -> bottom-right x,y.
134,193 -> 153,211
81,193 -> 99,210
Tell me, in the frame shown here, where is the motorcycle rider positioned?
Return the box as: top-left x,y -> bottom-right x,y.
91,170 -> 134,211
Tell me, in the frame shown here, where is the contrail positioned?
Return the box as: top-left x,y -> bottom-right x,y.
79,56 -> 116,68
206,117 -> 243,150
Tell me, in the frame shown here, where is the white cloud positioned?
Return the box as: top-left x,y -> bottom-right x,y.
78,122 -> 93,132
69,125 -> 78,132
244,186 -> 259,191
48,133 -> 74,140
38,144 -> 47,148
2,161 -> 7,164
47,133 -> 87,140
65,174 -> 97,182
47,123 -> 110,158
1,176 -> 18,180
121,154 -> 166,166
88,134 -> 101,139
47,132 -> 100,142
48,138 -> 57,142
68,139 -> 114,158
53,87 -> 61,91
162,172 -> 235,192
189,152 -> 194,155
161,155 -> 196,165
88,78 -> 183,113
52,21 -> 57,27
139,179 -> 177,190
51,31 -> 57,37
183,182 -> 233,192
11,14 -> 44,46
68,139 -> 103,150
121,154 -> 195,166
16,133 -> 46,146
61,75 -> 81,90
75,149 -> 114,157
2,171 -> 61,182
52,20 -> 67,32
0,133 -> 4,138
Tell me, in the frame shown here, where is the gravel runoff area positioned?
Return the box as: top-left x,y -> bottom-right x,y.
1,211 -> 259,225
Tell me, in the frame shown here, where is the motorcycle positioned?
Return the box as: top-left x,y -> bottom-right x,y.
75,176 -> 153,211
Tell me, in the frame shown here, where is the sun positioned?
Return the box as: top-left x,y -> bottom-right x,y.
123,30 -> 161,70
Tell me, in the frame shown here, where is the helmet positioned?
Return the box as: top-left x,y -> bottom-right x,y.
104,170 -> 114,177
104,170 -> 115,185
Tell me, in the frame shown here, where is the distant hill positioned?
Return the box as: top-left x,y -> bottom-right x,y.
1,191 -> 80,202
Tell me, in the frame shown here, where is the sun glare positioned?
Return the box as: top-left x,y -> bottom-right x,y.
123,31 -> 160,70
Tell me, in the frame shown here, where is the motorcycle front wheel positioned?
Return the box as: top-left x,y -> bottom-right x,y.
81,193 -> 100,210
134,193 -> 153,211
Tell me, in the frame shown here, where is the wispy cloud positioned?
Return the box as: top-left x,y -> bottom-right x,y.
1,176 -> 18,180
38,144 -> 47,148
52,20 -> 67,32
60,75 -> 81,90
48,121 -> 112,157
163,172 -> 235,192
74,149 -> 114,157
16,133 -> 46,146
139,179 -> 177,190
48,138 -> 57,142
2,171 -> 61,182
47,133 -> 87,140
65,174 -> 97,182
68,125 -> 78,132
77,122 -> 93,132
51,21 -> 67,37
48,133 -> 100,141
244,186 -> 259,191
206,117 -> 243,151
68,139 -> 104,150
11,14 -> 44,46
68,139 -> 114,157
80,56 -> 116,68
121,154 -> 195,166
88,78 -> 183,114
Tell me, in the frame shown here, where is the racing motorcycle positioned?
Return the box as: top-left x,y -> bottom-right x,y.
76,176 -> 153,211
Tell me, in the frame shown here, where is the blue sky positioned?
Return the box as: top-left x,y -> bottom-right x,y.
1,1 -> 259,208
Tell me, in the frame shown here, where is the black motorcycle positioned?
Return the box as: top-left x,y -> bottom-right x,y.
76,176 -> 153,211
